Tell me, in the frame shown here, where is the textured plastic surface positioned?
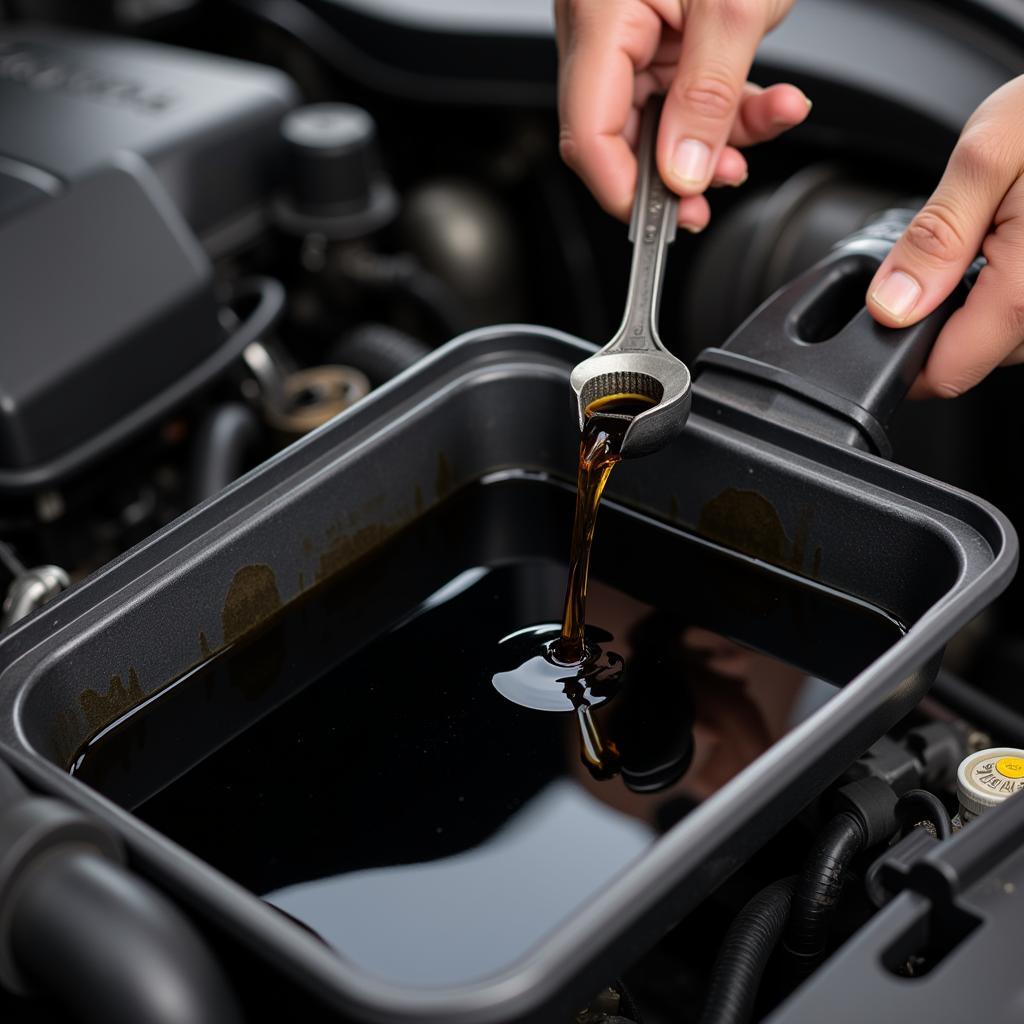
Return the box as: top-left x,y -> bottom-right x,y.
0,24 -> 298,237
0,322 -> 1013,1023
0,157 -> 219,473
696,212 -> 967,457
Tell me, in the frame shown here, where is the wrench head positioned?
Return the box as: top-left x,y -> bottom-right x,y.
569,350 -> 692,458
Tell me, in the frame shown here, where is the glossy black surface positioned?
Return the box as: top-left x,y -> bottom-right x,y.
70,475 -> 904,988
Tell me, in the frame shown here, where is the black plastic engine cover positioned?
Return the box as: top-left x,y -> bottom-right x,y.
0,25 -> 299,481
0,24 -> 298,238
0,156 -> 221,473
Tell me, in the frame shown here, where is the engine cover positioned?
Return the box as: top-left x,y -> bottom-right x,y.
0,27 -> 298,485
0,24 -> 298,238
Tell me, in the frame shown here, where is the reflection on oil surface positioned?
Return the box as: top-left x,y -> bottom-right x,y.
70,476 -> 903,988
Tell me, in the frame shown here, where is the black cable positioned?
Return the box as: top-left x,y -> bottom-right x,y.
699,877 -> 798,1024
783,812 -> 865,970
0,276 -> 284,495
932,668 -> 1024,748
223,275 -> 287,351
188,402 -> 263,505
897,788 -> 953,840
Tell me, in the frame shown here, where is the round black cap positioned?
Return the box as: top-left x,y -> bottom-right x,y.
277,103 -> 397,238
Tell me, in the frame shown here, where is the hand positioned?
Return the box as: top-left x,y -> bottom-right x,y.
866,76 -> 1024,398
555,0 -> 810,232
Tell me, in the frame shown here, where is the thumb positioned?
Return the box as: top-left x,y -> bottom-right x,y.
867,130 -> 1013,326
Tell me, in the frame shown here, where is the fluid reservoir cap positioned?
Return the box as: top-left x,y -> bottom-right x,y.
957,746 -> 1024,820
276,103 -> 397,239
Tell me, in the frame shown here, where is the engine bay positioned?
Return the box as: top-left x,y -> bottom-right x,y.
0,2 -> 1023,1023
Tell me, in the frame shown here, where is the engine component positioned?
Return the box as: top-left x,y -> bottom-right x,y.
1,564 -> 68,629
330,242 -> 469,337
401,178 -> 523,325
0,158 -> 219,483
768,772 -> 1024,1024
329,323 -> 431,387
0,24 -> 297,242
275,102 -> 397,240
863,827 -> 940,909
956,747 -> 1024,822
0,23 -> 297,489
843,719 -> 973,796
932,669 -> 1024,747
187,403 -> 262,506
700,877 -> 798,1024
264,364 -> 371,438
0,758 -> 241,1023
896,789 -> 953,841
784,778 -> 898,973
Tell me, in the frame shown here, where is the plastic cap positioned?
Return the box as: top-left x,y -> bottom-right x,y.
956,747 -> 1024,820
277,103 -> 397,238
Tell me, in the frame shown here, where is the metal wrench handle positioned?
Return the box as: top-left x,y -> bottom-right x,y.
605,96 -> 678,355
568,94 -> 691,456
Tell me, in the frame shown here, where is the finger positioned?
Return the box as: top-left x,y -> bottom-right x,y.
558,2 -> 666,219
711,146 -> 748,187
867,106 -> 1024,327
729,82 -> 811,147
657,0 -> 766,196
678,193 -> 711,233
1000,342 -> 1024,366
913,188 -> 1024,398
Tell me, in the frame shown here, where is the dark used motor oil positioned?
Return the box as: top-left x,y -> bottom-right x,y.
560,394 -> 654,656
490,394 -> 656,779
69,475 -> 903,989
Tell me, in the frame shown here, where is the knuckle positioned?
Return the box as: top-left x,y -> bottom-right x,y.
675,69 -> 740,120
695,0 -> 758,31
904,204 -> 967,265
956,127 -> 1009,180
718,0 -> 758,30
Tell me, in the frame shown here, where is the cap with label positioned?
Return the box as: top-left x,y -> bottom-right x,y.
956,747 -> 1024,821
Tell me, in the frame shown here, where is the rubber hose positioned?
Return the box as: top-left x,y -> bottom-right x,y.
335,248 -> 469,337
10,849 -> 242,1024
783,812 -> 865,968
188,402 -> 262,505
329,323 -> 432,387
699,877 -> 797,1024
898,788 -> 953,840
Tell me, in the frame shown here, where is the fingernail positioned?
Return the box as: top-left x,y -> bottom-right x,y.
671,139 -> 711,185
870,270 -> 922,322
803,94 -> 813,111
681,223 -> 704,234
713,172 -> 747,188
